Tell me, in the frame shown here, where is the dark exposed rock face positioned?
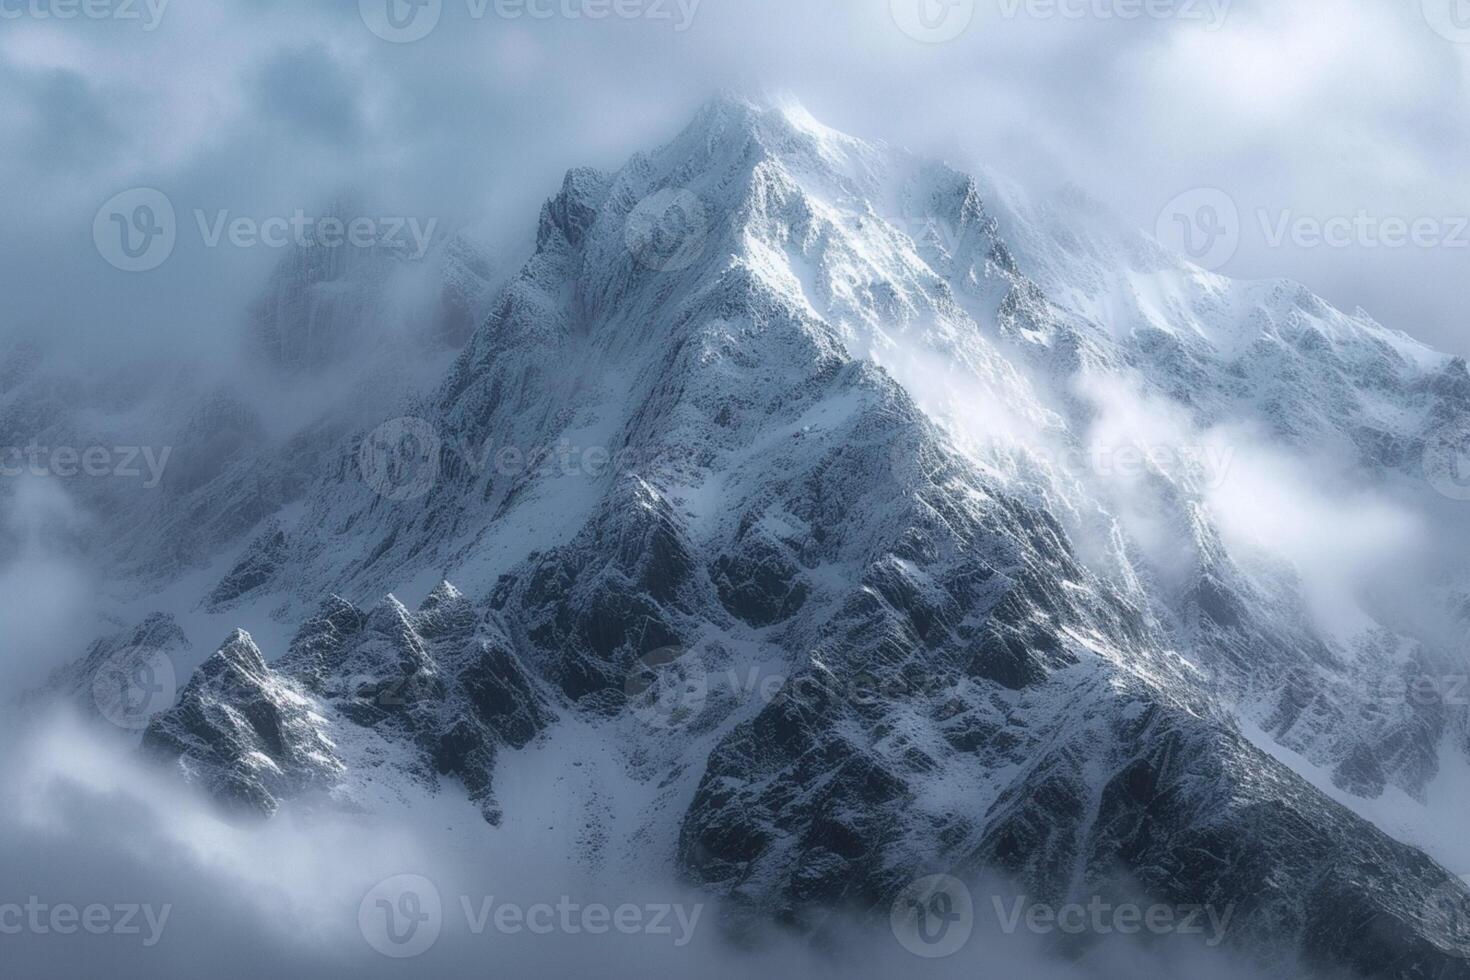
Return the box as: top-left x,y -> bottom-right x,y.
206,523 -> 288,611
142,629 -> 341,815
712,527 -> 810,627
488,479 -> 698,706
143,582 -> 553,824
1082,709 -> 1470,979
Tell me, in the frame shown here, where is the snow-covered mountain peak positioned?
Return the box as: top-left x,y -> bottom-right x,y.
22,99 -> 1470,979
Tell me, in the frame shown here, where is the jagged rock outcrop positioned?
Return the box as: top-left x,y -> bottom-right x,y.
143,583 -> 552,823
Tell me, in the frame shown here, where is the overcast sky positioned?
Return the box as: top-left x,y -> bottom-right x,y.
2,0 -> 1466,360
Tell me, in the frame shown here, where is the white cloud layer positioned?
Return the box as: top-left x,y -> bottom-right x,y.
1,0 -> 1466,364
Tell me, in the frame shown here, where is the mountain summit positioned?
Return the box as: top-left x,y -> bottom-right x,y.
33,98 -> 1470,978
